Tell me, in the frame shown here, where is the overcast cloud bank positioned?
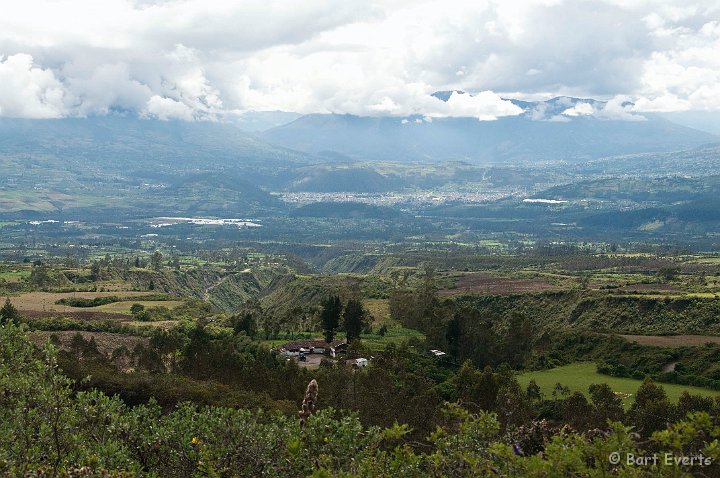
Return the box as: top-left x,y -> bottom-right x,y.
0,0 -> 718,120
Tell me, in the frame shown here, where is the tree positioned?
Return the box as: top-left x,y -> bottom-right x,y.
320,295 -> 342,343
151,251 -> 163,271
445,316 -> 462,360
502,312 -> 533,368
0,297 -> 19,325
29,265 -> 54,287
343,298 -> 366,343
232,309 -> 259,338
629,377 -> 675,437
588,383 -> 625,428
130,303 -> 145,315
658,267 -> 680,283
562,392 -> 593,431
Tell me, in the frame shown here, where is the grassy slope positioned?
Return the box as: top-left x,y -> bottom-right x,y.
95,300 -> 185,314
518,362 -> 720,408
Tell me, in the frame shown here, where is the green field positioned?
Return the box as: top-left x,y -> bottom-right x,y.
0,269 -> 29,282
518,362 -> 720,408
359,326 -> 424,351
95,300 -> 185,314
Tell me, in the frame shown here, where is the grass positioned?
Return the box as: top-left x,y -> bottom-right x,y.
619,334 -> 720,347
124,320 -> 179,329
360,326 -> 424,352
95,300 -> 184,314
364,299 -> 391,325
518,362 -> 720,408
0,270 -> 29,282
687,257 -> 720,265
611,292 -> 718,299
9,291 -> 159,312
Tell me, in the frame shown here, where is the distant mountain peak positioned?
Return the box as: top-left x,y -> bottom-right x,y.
431,90 -> 467,102
432,91 -> 622,121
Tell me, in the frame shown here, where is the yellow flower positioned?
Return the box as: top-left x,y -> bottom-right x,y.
191,436 -> 200,445
323,437 -> 328,444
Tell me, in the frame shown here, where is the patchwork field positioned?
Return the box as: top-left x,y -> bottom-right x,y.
619,334 -> 720,347
8,291 -> 158,313
29,330 -> 148,356
19,309 -> 131,321
124,320 -> 179,329
95,300 -> 184,314
617,283 -> 683,293
438,272 -> 563,296
7,291 -> 181,321
518,362 -> 720,408
0,269 -> 29,282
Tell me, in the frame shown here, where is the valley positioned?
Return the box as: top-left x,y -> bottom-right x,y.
2,106 -> 720,477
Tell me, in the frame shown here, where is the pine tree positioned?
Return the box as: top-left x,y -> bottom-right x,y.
343,298 -> 366,343
320,295 -> 342,343
0,298 -> 18,325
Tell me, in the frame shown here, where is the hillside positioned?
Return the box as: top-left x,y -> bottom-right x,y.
0,116 -> 305,217
0,116 -> 310,171
262,97 -> 717,164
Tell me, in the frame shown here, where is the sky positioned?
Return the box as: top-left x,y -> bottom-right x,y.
0,0 -> 719,121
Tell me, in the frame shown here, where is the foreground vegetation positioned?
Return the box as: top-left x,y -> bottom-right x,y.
4,323 -> 720,477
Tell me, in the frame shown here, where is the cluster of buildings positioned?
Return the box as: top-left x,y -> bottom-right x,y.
277,339 -> 347,358
276,339 -> 368,367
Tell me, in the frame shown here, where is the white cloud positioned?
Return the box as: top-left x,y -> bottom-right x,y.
561,102 -> 594,116
559,99 -> 646,121
0,0 -> 718,119
598,97 -> 646,121
426,91 -> 523,120
69,63 -> 153,116
143,95 -> 194,121
0,54 -> 69,118
632,94 -> 692,112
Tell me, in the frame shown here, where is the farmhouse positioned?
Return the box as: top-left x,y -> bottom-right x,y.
277,339 -> 346,357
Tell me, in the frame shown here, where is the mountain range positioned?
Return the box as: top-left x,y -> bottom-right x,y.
0,94 -> 717,176
261,94 -> 718,164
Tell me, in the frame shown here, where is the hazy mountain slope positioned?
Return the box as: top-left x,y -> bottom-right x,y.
231,111 -> 303,132
287,166 -> 405,192
262,98 -> 718,164
0,116 -> 305,216
575,144 -> 720,177
0,116 -> 310,172
657,111 -> 720,135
